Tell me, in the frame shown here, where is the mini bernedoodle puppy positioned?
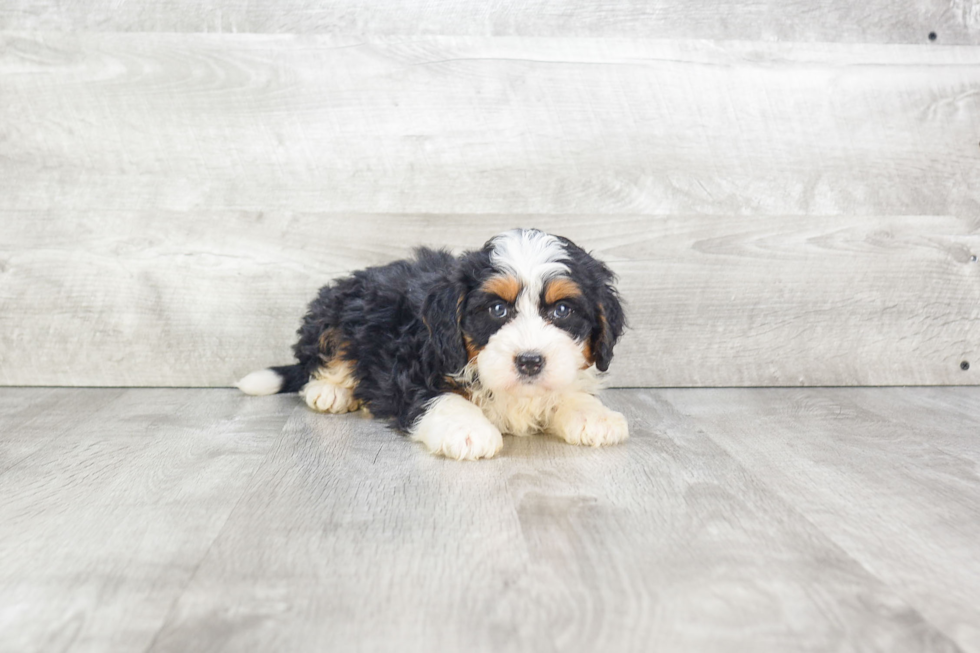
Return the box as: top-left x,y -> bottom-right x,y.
237,228 -> 627,460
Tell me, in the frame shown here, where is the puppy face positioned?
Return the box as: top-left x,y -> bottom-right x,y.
454,229 -> 625,396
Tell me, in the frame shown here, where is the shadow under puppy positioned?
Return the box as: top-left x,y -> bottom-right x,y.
237,228 -> 627,460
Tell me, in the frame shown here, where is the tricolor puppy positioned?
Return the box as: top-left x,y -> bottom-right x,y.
237,229 -> 627,460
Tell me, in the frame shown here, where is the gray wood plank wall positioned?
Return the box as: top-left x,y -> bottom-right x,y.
3,1 -> 979,43
1,7 -> 978,388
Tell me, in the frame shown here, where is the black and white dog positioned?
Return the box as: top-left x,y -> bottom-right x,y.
237,228 -> 627,460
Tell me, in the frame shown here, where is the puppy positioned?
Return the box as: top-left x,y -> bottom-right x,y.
237,228 -> 627,460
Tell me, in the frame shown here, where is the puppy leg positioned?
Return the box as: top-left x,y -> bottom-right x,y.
302,360 -> 361,414
411,394 -> 503,461
548,393 -> 629,448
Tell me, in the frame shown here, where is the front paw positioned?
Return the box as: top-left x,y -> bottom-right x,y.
302,379 -> 359,413
411,394 -> 503,461
552,397 -> 629,448
435,421 -> 504,461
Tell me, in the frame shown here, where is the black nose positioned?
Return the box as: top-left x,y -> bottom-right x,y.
515,352 -> 545,377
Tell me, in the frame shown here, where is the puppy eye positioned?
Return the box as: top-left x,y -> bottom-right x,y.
489,302 -> 509,319
550,303 -> 572,320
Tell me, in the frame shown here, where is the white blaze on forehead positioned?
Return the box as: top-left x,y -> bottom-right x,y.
489,229 -> 569,298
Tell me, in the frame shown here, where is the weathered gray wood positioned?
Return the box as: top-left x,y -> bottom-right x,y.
146,389 -> 961,653
3,33 -> 977,389
0,389 -> 295,653
1,0 -> 977,44
658,387 -> 980,653
0,388 -> 126,474
2,35 -> 979,218
1,212 -> 976,387
2,387 -> 978,652
2,34 -> 978,388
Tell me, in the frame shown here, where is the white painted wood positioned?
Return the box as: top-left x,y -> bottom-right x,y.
2,387 -> 975,652
1,0 -> 977,44
658,387 -> 980,652
2,35 -> 979,217
1,212 -> 976,387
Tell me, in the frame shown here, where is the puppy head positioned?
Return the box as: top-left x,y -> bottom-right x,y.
427,229 -> 625,396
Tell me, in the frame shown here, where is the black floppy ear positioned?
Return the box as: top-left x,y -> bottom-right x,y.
422,280 -> 468,373
591,271 -> 626,373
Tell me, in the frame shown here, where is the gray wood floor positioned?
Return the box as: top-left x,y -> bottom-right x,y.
1,387 -> 978,652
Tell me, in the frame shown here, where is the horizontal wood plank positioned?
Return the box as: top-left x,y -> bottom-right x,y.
1,212 -> 976,387
3,34 -> 978,387
2,35 -> 979,217
1,1 -> 978,44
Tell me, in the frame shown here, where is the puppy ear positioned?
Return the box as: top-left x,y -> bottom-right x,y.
591,272 -> 626,373
422,280 -> 468,373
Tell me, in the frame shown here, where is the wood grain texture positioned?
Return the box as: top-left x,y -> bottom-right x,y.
0,388 -> 126,474
141,390 -> 965,652
3,33 -> 979,387
1,0 -> 978,44
1,212 -> 977,387
0,389 -> 296,653
2,34 -> 980,217
660,387 -> 980,652
2,387 -> 975,652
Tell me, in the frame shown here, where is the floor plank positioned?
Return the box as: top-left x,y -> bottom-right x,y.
660,387 -> 980,652
0,389 -> 295,653
0,387 -> 977,652
149,391 -> 960,652
0,388 -> 128,475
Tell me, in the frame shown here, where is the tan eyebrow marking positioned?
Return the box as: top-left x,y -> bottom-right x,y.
481,275 -> 521,303
544,277 -> 583,305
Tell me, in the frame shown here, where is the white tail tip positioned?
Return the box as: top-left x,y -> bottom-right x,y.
236,369 -> 283,396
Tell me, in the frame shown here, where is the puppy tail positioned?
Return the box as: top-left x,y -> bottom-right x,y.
236,364 -> 308,396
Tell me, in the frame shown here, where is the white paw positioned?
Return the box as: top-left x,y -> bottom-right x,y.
435,421 -> 504,461
302,379 -> 359,413
551,395 -> 629,448
411,394 -> 504,461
